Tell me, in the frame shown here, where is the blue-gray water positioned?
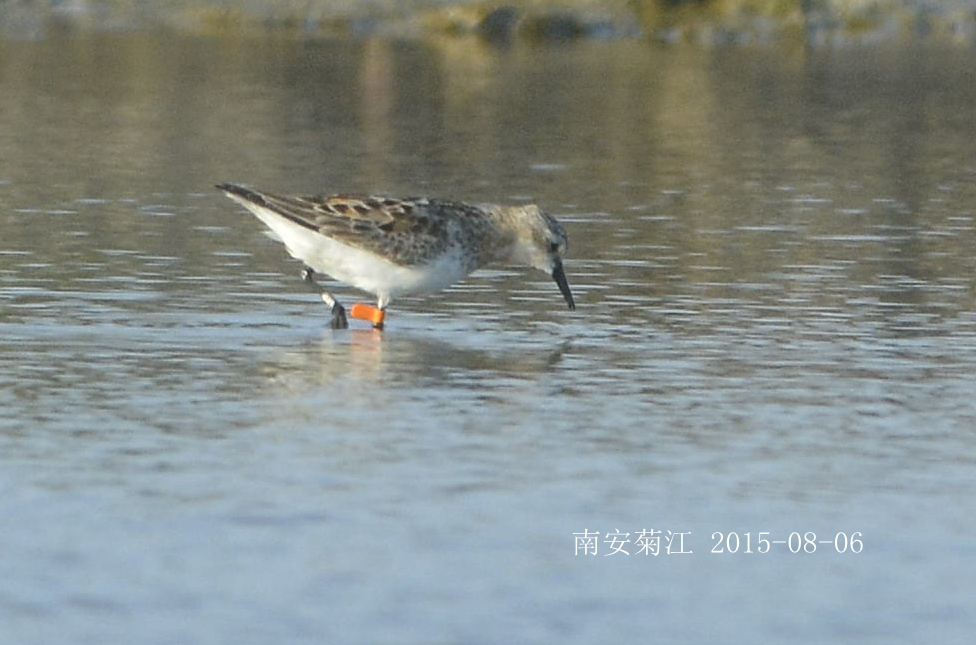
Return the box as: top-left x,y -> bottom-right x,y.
2,32 -> 975,643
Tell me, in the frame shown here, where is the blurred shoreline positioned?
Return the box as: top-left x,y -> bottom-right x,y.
3,0 -> 976,47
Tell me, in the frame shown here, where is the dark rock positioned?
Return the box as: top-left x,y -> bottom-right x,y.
478,6 -> 519,45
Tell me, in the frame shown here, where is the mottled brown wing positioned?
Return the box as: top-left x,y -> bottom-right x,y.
218,183 -> 492,266
256,190 -> 459,266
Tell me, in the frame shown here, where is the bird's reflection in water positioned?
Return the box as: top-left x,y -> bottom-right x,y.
257,320 -> 576,395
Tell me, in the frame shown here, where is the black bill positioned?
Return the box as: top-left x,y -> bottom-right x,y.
552,261 -> 575,311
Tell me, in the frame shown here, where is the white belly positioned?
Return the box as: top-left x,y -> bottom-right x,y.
246,202 -> 470,304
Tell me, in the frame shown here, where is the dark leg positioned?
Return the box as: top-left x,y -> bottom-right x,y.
301,266 -> 348,329
327,301 -> 348,329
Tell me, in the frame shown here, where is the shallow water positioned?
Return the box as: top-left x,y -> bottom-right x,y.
2,32 -> 976,643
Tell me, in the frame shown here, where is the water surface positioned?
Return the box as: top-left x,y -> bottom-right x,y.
2,32 -> 975,643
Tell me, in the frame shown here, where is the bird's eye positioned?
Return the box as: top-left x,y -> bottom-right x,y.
549,241 -> 560,253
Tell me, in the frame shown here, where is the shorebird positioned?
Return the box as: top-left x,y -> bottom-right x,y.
216,183 -> 575,329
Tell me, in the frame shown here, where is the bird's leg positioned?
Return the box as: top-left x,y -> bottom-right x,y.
349,303 -> 386,329
321,293 -> 350,330
301,266 -> 348,329
302,266 -> 384,330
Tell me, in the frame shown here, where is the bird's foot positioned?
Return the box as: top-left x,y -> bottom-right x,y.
305,270 -> 348,329
329,302 -> 349,329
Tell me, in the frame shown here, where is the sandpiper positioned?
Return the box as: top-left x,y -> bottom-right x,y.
216,183 -> 575,329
